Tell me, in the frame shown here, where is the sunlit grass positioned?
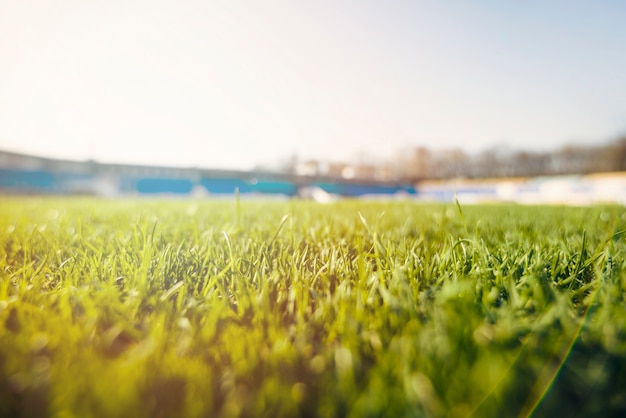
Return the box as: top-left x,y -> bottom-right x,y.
1,197 -> 626,417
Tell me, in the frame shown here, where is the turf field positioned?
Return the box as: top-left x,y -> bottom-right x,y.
1,198 -> 625,417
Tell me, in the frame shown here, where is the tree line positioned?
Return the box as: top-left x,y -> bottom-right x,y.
393,136 -> 626,180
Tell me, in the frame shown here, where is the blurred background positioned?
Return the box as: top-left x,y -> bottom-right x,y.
1,1 -> 625,202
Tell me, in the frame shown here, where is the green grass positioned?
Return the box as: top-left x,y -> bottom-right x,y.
1,197 -> 626,417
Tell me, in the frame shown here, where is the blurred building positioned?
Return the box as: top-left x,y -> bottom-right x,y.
0,150 -> 416,198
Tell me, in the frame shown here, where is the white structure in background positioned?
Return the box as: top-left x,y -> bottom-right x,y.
297,186 -> 336,203
417,172 -> 626,205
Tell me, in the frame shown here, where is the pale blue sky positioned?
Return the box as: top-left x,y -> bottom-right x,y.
1,0 -> 624,169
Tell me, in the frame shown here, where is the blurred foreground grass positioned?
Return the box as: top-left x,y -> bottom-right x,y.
1,197 -> 626,417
